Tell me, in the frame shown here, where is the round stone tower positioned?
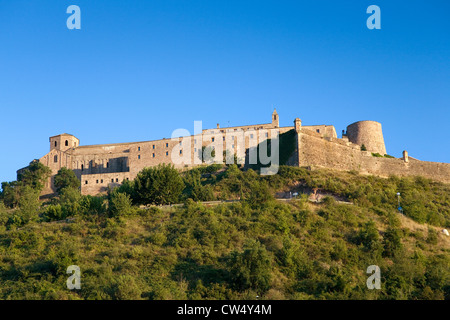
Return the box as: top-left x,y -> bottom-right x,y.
346,120 -> 386,155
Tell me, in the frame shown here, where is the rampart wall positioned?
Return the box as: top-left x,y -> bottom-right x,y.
297,130 -> 450,183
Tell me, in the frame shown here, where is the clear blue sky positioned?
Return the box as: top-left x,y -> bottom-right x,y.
0,0 -> 449,184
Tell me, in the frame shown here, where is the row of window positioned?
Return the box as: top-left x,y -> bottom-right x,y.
79,162 -> 109,171
138,143 -> 170,152
137,151 -> 173,160
54,140 -> 77,148
84,177 -> 129,185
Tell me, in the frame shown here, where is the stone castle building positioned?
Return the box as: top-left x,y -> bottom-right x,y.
20,110 -> 450,197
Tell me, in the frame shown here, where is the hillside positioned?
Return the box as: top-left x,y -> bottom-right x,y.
0,165 -> 449,300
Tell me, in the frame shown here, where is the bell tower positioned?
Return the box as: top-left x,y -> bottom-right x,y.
49,133 -> 80,152
271,109 -> 279,127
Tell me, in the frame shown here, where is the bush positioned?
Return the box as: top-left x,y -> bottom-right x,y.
134,164 -> 184,205
228,240 -> 273,293
426,228 -> 438,245
109,275 -> 143,300
18,186 -> 41,224
383,226 -> 403,257
372,153 -> 383,158
45,204 -> 64,221
54,167 -> 80,194
109,192 -> 135,217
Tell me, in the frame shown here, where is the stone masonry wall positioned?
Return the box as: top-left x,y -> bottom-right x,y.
298,130 -> 450,183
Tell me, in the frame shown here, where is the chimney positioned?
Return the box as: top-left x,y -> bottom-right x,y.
294,118 -> 302,133
403,150 -> 409,163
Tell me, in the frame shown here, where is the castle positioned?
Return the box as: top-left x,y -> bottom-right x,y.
20,110 -> 450,197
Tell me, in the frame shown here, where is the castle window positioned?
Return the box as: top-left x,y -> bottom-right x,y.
166,143 -> 169,147
194,139 -> 197,144
265,132 -> 268,137
138,155 -> 141,159
111,179 -> 114,183
65,140 -> 68,146
85,181 -> 88,184
317,129 -> 320,133
223,137 -> 225,141
274,115 -> 277,120
212,137 -> 215,142
54,155 -> 58,163
116,178 -> 119,182
96,180 -> 99,184
101,179 -> 103,184
166,151 -> 169,156
194,148 -> 197,152
138,146 -> 141,151
180,150 -> 183,154
250,134 -> 254,139
81,164 -> 84,171
126,178 -> 129,181
152,153 -> 155,158
106,162 -> 109,168
153,145 -> 155,149
54,141 -> 57,147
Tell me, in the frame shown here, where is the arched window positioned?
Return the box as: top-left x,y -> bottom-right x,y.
81,164 -> 84,171
54,141 -> 57,147
54,155 -> 58,163
65,140 -> 68,146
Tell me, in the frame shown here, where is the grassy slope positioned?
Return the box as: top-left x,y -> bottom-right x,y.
0,165 -> 449,300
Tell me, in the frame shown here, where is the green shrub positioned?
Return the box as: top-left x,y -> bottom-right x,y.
228,240 -> 273,293
134,164 -> 184,205
372,153 -> 383,157
109,192 -> 135,217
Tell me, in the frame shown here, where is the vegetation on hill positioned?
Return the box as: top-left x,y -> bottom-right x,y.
0,163 -> 449,300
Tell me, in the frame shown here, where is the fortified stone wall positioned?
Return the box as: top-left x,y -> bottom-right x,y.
81,172 -> 132,195
297,130 -> 450,183
26,110 -> 450,198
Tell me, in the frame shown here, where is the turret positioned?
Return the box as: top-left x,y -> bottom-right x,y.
272,109 -> 279,127
346,121 -> 386,155
50,133 -> 79,152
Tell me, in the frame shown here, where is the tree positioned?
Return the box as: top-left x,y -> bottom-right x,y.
18,185 -> 41,223
243,180 -> 273,209
0,181 -> 21,208
228,240 -> 273,293
54,167 -> 80,194
109,191 -> 135,217
134,164 -> 185,205
191,181 -> 215,202
17,160 -> 52,192
357,220 -> 382,253
183,171 -> 215,202
383,226 -> 403,257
